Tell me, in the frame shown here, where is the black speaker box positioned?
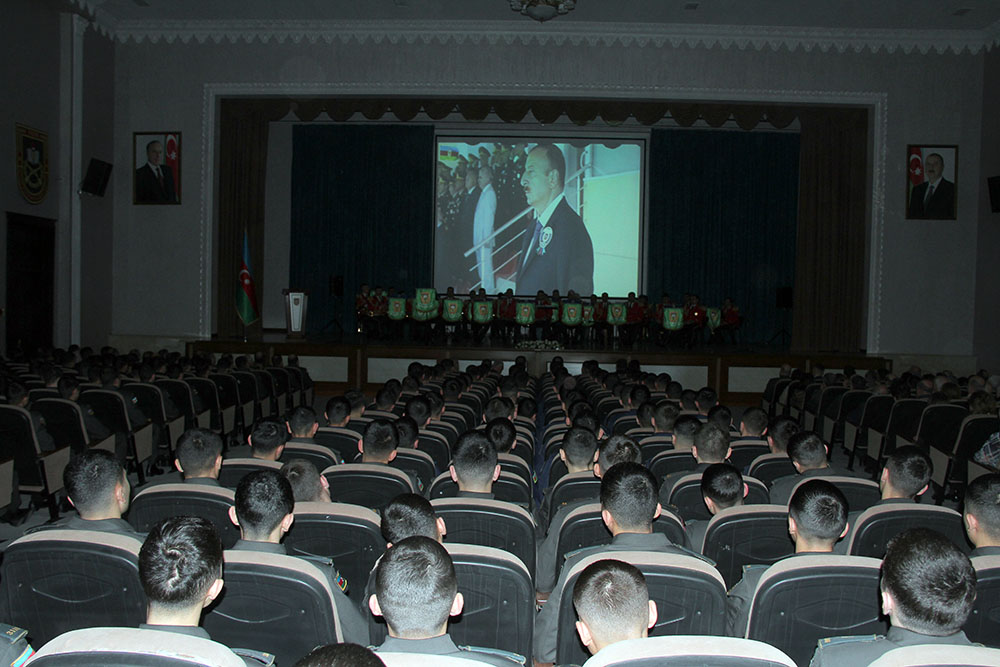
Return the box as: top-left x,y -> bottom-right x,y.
988,175 -> 1000,213
81,158 -> 112,196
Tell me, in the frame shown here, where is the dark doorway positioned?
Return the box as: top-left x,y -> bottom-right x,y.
5,212 -> 55,357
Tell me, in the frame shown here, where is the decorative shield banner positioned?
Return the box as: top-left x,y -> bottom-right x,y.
442,299 -> 463,322
412,299 -> 437,321
664,307 -> 683,330
582,305 -> 594,326
707,307 -> 722,330
562,303 -> 582,326
473,301 -> 493,323
415,288 -> 437,311
515,302 -> 535,325
388,297 -> 406,320
607,303 -> 627,325
15,124 -> 48,204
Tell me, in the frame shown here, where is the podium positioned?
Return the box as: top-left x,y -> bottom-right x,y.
282,289 -> 309,337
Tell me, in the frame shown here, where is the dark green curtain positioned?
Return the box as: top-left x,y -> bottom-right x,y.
290,124 -> 434,334
647,129 -> 800,344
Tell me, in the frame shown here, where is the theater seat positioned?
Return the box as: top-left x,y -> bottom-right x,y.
427,471 -> 532,507
649,450 -> 699,480
129,483 -> 241,548
390,448 -> 437,491
0,404 -> 72,520
431,497 -> 536,577
285,501 -> 384,608
33,397 -> 116,454
573,636 -> 796,667
744,554 -> 885,667
314,426 -> 364,464
322,463 -> 415,510
218,458 -> 282,489
747,454 -> 796,487
203,549 -> 347,666
555,551 -> 728,666
555,502 -> 689,565
377,654 -> 511,667
789,475 -> 881,514
280,441 -> 340,471
866,644 -> 1000,667
0,530 -> 145,646
667,474 -> 769,522
848,504 -> 968,557
701,505 -> 794,588
966,555 -> 1000,648
26,627 -> 272,667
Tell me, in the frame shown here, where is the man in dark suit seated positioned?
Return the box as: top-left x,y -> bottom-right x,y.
134,140 -> 177,204
810,528 -> 977,665
515,143 -> 594,296
369,536 -> 520,665
907,152 -> 956,219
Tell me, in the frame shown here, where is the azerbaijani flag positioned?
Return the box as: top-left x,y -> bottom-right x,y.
237,229 -> 259,325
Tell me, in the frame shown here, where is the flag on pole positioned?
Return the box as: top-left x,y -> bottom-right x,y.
165,133 -> 180,200
237,229 -> 259,325
908,146 -> 924,186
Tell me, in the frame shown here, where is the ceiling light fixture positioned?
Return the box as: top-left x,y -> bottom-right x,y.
510,0 -> 576,23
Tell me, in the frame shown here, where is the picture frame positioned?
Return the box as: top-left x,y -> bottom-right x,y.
906,144 -> 957,220
133,131 -> 181,205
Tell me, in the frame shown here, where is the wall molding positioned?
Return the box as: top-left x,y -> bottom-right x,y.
198,81 -> 887,350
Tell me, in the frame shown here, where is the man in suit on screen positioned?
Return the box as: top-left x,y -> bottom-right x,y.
515,143 -> 594,296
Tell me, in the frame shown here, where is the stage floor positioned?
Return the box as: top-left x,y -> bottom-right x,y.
189,332 -> 889,405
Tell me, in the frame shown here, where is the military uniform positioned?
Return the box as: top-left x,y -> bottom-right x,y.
0,623 -> 32,667
658,460 -> 709,506
229,540 -> 367,644
835,497 -> 914,554
374,633 -> 521,666
768,467 -> 850,507
29,514 -> 145,540
809,626 -> 976,666
138,624 -> 271,666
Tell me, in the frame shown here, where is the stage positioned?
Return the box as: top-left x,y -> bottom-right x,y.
187,333 -> 890,406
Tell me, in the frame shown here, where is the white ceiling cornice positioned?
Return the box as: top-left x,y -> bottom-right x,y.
66,0 -> 1000,55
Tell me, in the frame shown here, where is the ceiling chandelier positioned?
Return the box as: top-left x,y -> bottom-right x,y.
510,0 -> 577,23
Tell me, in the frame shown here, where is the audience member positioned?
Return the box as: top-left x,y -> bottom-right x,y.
280,459 -> 331,503
964,472 -> 1000,557
227,419 -> 286,461
659,422 -> 732,502
450,430 -> 501,499
572,559 -> 657,660
36,449 -> 140,537
293,643 -> 385,667
768,432 -> 835,505
683,463 -> 748,552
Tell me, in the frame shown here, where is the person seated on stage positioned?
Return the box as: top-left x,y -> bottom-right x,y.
138,516 -> 262,666
280,459 -> 331,504
660,422 -> 732,503
536,435 -> 642,594
535,463 -> 708,663
228,469 -> 366,642
323,396 -> 355,430
369,536 -> 520,665
737,407 -> 768,441
964,473 -> 1000,557
810,528 -> 977,665
293,643 -> 383,667
707,404 -> 733,434
227,419 -> 286,462
694,387 -> 718,419
682,294 -> 708,346
58,375 -> 113,442
450,431 -> 501,500
572,559 -> 658,661
768,431 -> 845,506
36,449 -> 141,538
767,416 -> 800,455
286,406 -> 321,445
683,463 -> 748,553
717,296 -> 742,344
728,479 -> 849,636
5,380 -> 57,452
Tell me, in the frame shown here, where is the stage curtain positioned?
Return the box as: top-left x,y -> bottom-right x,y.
290,124 -> 434,334
217,100 -> 284,337
792,108 -> 868,352
647,129 -> 800,345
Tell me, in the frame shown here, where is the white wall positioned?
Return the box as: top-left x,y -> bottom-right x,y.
109,27 -> 989,358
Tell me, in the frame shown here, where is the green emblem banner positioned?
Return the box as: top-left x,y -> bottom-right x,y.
707,307 -> 722,329
472,301 -> 493,323
414,288 -> 437,311
442,299 -> 463,322
515,302 -> 535,325
388,298 -> 406,320
663,307 -> 683,330
562,303 -> 582,326
607,303 -> 627,325
582,305 -> 594,326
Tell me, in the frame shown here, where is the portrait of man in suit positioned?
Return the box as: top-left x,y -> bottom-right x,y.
907,147 -> 956,220
134,134 -> 180,204
515,143 -> 594,296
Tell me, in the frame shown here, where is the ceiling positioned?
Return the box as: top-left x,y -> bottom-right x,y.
73,0 -> 1000,32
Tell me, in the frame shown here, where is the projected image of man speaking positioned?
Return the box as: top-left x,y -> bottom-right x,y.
515,143 -> 594,296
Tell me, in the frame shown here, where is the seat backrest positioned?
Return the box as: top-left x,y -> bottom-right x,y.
0,404 -> 45,485
417,430 -> 451,471
954,415 -> 1000,463
701,505 -> 794,589
916,403 -> 969,453
79,389 -> 130,431
966,555 -> 1000,647
427,471 -> 532,507
314,426 -> 364,463
747,453 -> 796,487
208,374 -> 240,410
556,502 -> 689,564
577,636 -> 796,667
556,551 -> 728,666
390,448 -> 437,490
791,475 -> 881,514
28,387 -> 60,402
155,379 -> 197,423
667,473 -> 712,521
281,441 -> 340,470
849,504 -> 968,557
376,654 -> 505,667
218,458 -> 283,489
129,483 -> 241,548
323,463 -> 415,510
818,386 -> 848,418
185,377 -> 221,414
33,397 -> 91,451
860,394 -> 896,432
745,477 -> 770,505
550,473 -> 602,511
746,554 -> 885,667
886,398 -> 929,447
286,501 -> 384,607
650,450 -> 698,480
127,383 -> 168,423
0,529 -> 146,646
26,627 -> 249,667
204,550 -> 340,666
728,441 -> 769,472
431,497 -> 536,576
867,644 -> 1000,667
838,390 -> 872,423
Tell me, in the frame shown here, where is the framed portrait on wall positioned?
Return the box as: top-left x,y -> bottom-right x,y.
906,144 -> 956,220
133,132 -> 180,205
